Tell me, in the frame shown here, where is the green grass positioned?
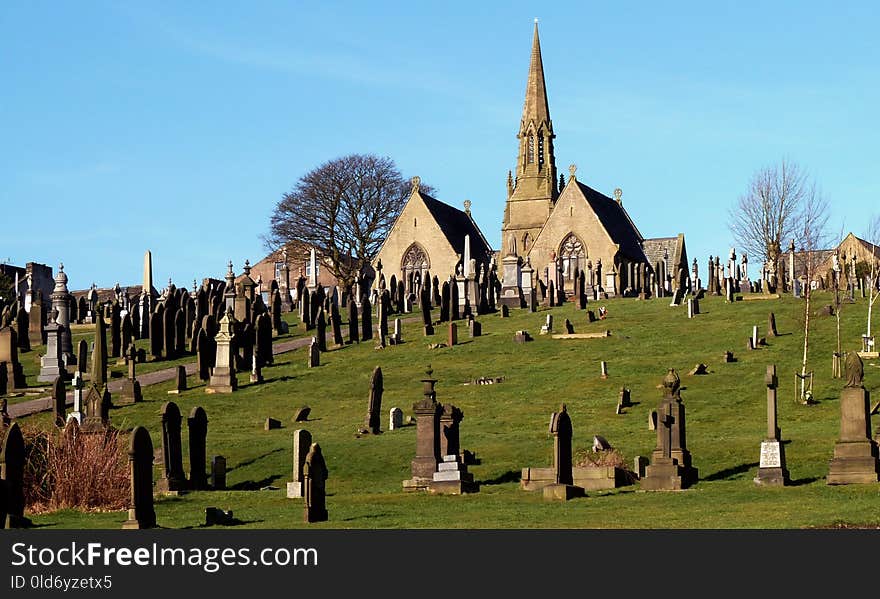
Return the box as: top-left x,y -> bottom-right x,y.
14,290 -> 880,529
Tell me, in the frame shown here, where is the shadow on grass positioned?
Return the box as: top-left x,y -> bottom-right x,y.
227,447 -> 284,472
478,470 -> 520,486
185,517 -> 263,529
229,474 -> 283,491
339,513 -> 391,522
790,476 -> 821,487
704,461 -> 760,481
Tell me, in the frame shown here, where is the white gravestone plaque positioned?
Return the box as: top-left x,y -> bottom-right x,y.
759,441 -> 782,468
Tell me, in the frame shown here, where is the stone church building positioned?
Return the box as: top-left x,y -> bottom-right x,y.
372,23 -> 689,301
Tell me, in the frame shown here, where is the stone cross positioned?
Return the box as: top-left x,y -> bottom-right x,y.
765,365 -> 779,441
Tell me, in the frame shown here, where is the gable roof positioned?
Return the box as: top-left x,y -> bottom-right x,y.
419,191 -> 494,266
642,237 -> 678,267
574,181 -> 646,262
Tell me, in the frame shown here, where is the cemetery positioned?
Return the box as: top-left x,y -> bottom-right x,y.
1,269 -> 879,529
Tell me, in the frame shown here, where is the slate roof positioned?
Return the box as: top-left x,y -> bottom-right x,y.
419,191 -> 494,267
574,181 -> 646,262
642,237 -> 679,268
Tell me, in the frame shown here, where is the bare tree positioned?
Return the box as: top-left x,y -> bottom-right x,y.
728,159 -> 808,271
864,214 -> 880,346
794,183 -> 831,403
263,154 -> 431,290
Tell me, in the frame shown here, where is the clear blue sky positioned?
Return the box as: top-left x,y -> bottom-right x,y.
3,1 -> 879,292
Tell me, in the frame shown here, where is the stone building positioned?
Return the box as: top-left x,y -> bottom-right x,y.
500,22 -> 685,298
372,178 -> 493,289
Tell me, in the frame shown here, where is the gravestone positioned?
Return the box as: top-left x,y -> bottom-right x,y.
361,366 -> 383,435
421,286 -> 434,336
500,305 -> 509,318
211,456 -> 227,490
163,304 -> 176,360
308,337 -> 320,367
293,406 -> 311,422
1,422 -> 30,527
403,367 -> 442,491
440,281 -> 450,323
390,318 -> 402,345
330,302 -> 344,347
188,407 -> 209,490
360,296 -> 372,341
119,343 -> 142,404
468,318 -> 482,338
641,369 -> 698,490
618,387 -> 632,409
149,312 -> 163,360
206,310 -> 236,393
38,317 -> 65,382
122,426 -> 157,529
286,429 -> 312,498
827,353 -> 880,484
315,309 -> 327,352
303,443 -> 329,523
587,310 -> 597,323
347,299 -> 360,344
543,404 -> 585,501
157,401 -> 187,493
168,365 -> 187,394
51,376 -> 66,427
447,322 -> 458,347
174,309 -> 186,357
264,417 -> 281,430
754,365 -> 789,486
0,327 -> 26,389
76,339 -> 88,376
564,319 -> 574,334
514,330 -> 532,343
600,361 -> 608,379
390,407 -> 404,431
110,303 -> 122,358
768,312 -> 779,337
68,371 -> 85,425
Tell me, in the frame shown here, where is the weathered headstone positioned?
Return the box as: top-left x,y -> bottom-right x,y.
1,422 -> 30,527
468,317 -> 482,338
403,367 -> 442,491
119,343 -> 142,405
827,353 -> 880,484
768,312 -> 779,337
303,443 -> 329,523
0,327 -> 26,389
286,429 -> 312,498
641,369 -> 698,490
122,426 -> 156,529
51,376 -> 66,427
188,407 -> 209,490
447,322 -> 458,347
347,299 -> 360,344
293,406 -> 311,422
157,401 -> 187,493
308,337 -> 320,367
167,365 -> 187,394
264,417 -> 282,430
360,296 -> 372,341
543,404 -> 585,501
389,407 -> 404,431
211,455 -> 227,490
361,366 -> 383,434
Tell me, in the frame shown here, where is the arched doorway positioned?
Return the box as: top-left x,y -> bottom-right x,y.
401,243 -> 430,294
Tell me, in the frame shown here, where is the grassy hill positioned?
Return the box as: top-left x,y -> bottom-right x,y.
15,289 -> 880,529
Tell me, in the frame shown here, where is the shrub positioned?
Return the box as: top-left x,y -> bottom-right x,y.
22,425 -> 129,514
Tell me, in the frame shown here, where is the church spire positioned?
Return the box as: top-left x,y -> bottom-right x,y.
522,20 -> 551,130
502,20 -> 558,254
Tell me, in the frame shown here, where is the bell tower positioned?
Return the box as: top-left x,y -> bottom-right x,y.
501,20 -> 558,257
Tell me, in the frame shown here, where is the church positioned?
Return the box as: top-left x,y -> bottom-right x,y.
375,22 -> 688,302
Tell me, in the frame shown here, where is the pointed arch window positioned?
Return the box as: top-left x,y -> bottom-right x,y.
560,234 -> 586,281
527,135 -> 535,164
522,232 -> 531,253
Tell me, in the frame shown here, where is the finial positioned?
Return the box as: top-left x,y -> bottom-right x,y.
569,164 -> 577,180
613,188 -> 622,204
534,17 -> 539,24
227,260 -> 233,274
463,199 -> 471,214
411,176 -> 420,194
59,262 -> 64,272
